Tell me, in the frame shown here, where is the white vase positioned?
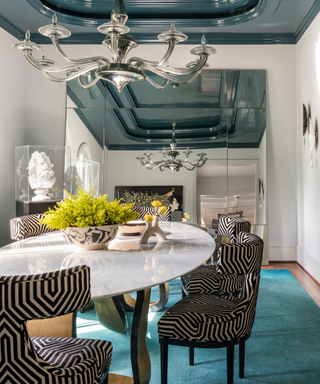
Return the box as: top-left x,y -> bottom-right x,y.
139,215 -> 166,244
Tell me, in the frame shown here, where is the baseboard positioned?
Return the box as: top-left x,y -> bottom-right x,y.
268,246 -> 297,262
297,246 -> 320,284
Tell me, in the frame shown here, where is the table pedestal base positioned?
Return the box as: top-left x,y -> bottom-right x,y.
94,288 -> 152,384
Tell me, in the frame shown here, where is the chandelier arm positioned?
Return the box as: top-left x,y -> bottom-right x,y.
24,52 -> 99,74
41,64 -> 100,83
151,53 -> 208,76
127,41 -> 175,67
144,75 -> 169,90
77,75 -> 100,89
51,35 -> 109,65
140,64 -> 200,84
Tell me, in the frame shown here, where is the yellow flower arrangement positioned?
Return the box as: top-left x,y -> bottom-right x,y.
158,206 -> 167,216
151,201 -> 163,208
151,200 -> 167,216
40,186 -> 139,230
144,214 -> 153,223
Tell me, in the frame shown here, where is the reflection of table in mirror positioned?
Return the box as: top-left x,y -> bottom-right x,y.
0,222 -> 215,384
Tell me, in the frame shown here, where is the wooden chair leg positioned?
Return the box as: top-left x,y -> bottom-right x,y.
161,344 -> 168,384
239,339 -> 245,378
227,345 -> 234,384
189,346 -> 194,366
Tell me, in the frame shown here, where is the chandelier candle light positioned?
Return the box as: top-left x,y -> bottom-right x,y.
136,84 -> 208,171
12,0 -> 216,92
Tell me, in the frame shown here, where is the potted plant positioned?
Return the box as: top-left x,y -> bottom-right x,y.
40,187 -> 139,250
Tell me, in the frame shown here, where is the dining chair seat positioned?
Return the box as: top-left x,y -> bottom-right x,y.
181,264 -> 244,295
0,264 -> 113,384
31,336 -> 112,377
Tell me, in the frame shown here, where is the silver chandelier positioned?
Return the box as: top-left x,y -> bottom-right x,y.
13,0 -> 217,92
136,84 -> 208,172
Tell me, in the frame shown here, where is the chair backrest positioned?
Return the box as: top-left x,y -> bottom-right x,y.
131,205 -> 171,221
218,215 -> 251,243
216,232 -> 264,337
0,265 -> 91,380
10,213 -> 52,241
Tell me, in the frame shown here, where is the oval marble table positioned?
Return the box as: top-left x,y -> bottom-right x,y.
0,222 -> 215,384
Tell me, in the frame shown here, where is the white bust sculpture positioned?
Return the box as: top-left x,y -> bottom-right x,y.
28,151 -> 56,201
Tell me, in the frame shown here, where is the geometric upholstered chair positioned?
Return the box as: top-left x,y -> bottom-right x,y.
0,265 -> 113,384
158,232 -> 264,384
218,216 -> 251,243
181,216 -> 251,296
10,213 -> 52,241
180,216 -> 251,296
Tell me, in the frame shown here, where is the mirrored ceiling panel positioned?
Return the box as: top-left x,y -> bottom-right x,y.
227,108 -> 266,148
105,108 -> 228,150
226,70 -> 266,108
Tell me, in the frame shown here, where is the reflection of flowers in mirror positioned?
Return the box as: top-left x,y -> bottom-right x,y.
182,212 -> 190,222
151,201 -> 167,216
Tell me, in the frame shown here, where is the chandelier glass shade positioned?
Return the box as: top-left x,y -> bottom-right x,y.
12,0 -> 217,92
136,84 -> 208,172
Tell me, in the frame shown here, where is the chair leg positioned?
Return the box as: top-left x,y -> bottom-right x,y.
239,339 -> 245,378
189,347 -> 194,365
227,345 -> 234,384
161,343 -> 168,384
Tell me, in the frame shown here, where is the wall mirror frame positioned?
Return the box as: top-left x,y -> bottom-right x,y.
66,69 -> 268,264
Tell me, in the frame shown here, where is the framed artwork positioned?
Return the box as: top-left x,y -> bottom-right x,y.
115,185 -> 183,219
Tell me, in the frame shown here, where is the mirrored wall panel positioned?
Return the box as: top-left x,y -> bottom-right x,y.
66,69 -> 267,263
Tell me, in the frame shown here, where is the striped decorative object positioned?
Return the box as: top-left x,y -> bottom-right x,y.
10,213 -> 52,241
218,216 -> 251,243
131,205 -> 171,221
158,232 -> 264,342
0,265 -> 113,384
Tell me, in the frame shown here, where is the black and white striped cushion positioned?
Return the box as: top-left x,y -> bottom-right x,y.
0,265 -> 113,384
158,233 -> 263,343
131,205 -> 171,221
181,264 -> 244,295
10,213 -> 52,241
218,216 -> 251,243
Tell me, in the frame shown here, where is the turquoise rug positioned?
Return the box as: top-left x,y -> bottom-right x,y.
77,270 -> 320,383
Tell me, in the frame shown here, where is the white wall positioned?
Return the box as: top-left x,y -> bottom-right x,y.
296,12 -> 320,281
0,28 -> 25,246
0,37 -> 297,262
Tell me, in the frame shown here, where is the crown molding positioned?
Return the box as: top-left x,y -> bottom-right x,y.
294,0 -> 320,43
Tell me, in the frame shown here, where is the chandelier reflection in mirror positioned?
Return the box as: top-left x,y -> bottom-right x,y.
136,84 -> 208,172
12,0 -> 217,92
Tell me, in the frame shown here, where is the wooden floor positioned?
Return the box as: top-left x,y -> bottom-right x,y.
264,262 -> 320,307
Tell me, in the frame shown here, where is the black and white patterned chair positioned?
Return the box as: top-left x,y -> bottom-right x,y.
181,217 -> 251,296
10,213 -> 52,241
131,205 -> 171,221
158,232 -> 264,384
218,215 -> 251,243
0,264 -> 113,384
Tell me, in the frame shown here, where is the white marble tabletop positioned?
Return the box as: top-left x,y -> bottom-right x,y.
0,222 -> 215,299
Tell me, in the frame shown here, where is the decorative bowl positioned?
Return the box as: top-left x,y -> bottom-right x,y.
62,225 -> 119,250
118,220 -> 146,236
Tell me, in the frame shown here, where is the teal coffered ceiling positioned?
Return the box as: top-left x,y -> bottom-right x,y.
1,0 -> 319,45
